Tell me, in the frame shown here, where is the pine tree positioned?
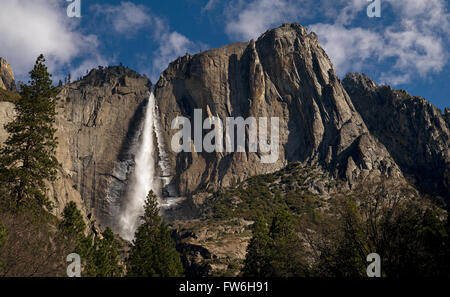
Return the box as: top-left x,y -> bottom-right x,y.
126,191 -> 184,277
242,214 -> 271,277
242,209 -> 309,277
59,201 -> 86,241
268,209 -> 308,276
0,54 -> 58,210
59,201 -> 91,260
59,202 -> 124,277
85,228 -> 124,277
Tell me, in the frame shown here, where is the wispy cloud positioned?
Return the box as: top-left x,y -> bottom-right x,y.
0,0 -> 105,82
222,0 -> 450,85
308,24 -> 384,74
202,0 -> 221,12
311,0 -> 450,84
92,2 -> 151,35
94,1 -> 204,82
151,32 -> 194,75
225,0 -> 302,41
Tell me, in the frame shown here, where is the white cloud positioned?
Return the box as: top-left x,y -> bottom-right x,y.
67,54 -> 112,82
0,0 -> 104,82
92,2 -> 151,34
309,24 -> 384,74
94,2 -> 203,82
383,26 -> 445,76
225,0 -> 302,41
0,0 -> 198,85
311,0 -> 450,85
385,0 -> 450,36
334,0 -> 368,25
222,0 -> 450,85
149,27 -> 205,81
152,32 -> 194,74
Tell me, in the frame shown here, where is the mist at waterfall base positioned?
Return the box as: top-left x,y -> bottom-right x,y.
116,92 -> 179,241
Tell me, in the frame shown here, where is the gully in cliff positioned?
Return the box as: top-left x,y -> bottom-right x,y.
170,109 -> 280,164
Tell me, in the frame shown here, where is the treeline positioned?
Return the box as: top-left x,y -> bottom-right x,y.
0,55 -> 183,277
242,182 -> 450,277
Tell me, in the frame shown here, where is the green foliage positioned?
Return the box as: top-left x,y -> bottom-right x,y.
315,199 -> 371,277
242,209 -> 309,277
0,55 -> 125,277
315,185 -> 450,277
0,54 -> 58,210
59,202 -> 124,277
59,202 -> 91,266
203,164 -> 327,224
267,209 -> 310,276
126,191 -> 184,277
60,202 -> 86,241
242,215 -> 271,277
204,162 -> 450,277
84,228 -> 123,277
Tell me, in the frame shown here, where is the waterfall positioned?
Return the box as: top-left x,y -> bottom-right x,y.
113,91 -> 182,241
117,92 -> 158,241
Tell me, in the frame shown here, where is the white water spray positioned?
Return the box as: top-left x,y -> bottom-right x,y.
118,93 -> 158,241
115,91 -> 183,241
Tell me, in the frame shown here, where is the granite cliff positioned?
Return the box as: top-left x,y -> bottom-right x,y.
0,58 -> 16,92
154,23 -> 403,199
54,66 -> 151,226
343,73 -> 450,198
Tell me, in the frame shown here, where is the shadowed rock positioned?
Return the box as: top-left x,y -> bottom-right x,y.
343,73 -> 450,199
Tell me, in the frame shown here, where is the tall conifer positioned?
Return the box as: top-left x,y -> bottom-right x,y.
126,191 -> 184,277
0,54 -> 58,210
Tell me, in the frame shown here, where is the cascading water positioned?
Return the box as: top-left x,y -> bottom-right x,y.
117,92 -> 158,241
113,91 -> 182,241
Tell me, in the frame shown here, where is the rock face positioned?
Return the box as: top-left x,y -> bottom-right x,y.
55,66 -> 151,226
0,102 -> 15,144
0,57 -> 16,91
155,23 -> 402,196
343,73 -> 450,198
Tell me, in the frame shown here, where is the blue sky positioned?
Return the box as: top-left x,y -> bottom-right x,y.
0,0 -> 448,110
